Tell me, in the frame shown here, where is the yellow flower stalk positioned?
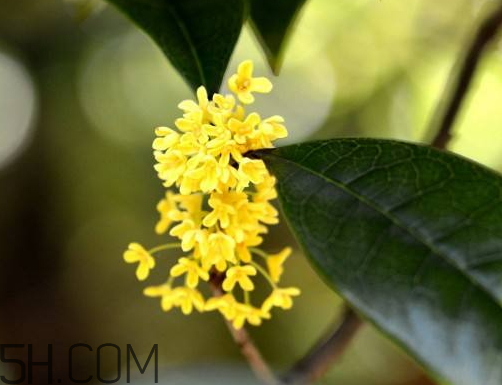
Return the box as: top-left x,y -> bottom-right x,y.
123,60 -> 300,329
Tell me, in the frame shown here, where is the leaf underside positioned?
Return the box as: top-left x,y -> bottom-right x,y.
106,0 -> 246,94
249,0 -> 308,73
257,139 -> 502,385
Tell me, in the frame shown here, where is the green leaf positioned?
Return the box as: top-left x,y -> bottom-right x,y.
105,0 -> 247,94
249,0 -> 308,73
255,139 -> 502,385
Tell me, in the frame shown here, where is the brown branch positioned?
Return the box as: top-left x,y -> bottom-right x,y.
209,271 -> 278,385
281,306 -> 363,385
430,2 -> 502,149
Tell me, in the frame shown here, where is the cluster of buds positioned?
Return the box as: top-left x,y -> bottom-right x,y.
123,60 -> 300,329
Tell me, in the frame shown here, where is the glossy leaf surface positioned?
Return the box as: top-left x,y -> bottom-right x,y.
256,139 -> 502,385
249,0 -> 308,72
106,0 -> 246,94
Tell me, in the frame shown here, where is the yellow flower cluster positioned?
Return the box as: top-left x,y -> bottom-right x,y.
123,60 -> 300,329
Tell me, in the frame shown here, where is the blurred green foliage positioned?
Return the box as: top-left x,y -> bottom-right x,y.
1,0 -> 501,383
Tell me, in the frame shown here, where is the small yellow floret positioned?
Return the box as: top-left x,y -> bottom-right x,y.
267,247 -> 292,283
206,232 -> 236,271
170,257 -> 210,288
205,294 -> 238,320
169,219 -> 208,253
173,287 -> 205,315
152,127 -> 179,151
222,265 -> 257,292
144,284 -> 178,311
228,112 -> 261,144
155,191 -> 184,234
262,287 -> 301,312
178,86 -> 209,120
228,60 -> 272,104
232,303 -> 271,329
154,150 -> 186,186
123,243 -> 155,281
237,159 -> 268,190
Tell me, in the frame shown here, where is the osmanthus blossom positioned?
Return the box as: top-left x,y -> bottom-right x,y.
123,60 -> 300,329
228,60 -> 272,104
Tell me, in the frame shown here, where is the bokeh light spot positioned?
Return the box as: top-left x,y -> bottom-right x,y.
0,50 -> 37,170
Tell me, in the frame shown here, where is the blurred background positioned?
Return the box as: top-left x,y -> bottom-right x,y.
1,0 -> 501,383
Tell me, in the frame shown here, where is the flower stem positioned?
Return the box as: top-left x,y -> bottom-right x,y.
250,247 -> 269,259
208,270 -> 278,385
148,243 -> 181,254
244,290 -> 250,305
250,260 -> 276,289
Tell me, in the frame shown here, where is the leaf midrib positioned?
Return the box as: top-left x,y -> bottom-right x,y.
264,150 -> 499,305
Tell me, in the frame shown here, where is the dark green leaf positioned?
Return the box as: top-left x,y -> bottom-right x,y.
256,139 -> 502,385
106,0 -> 247,94
249,0 -> 308,73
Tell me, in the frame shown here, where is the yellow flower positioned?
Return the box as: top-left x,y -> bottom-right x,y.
248,201 -> 279,225
237,158 -> 268,190
155,191 -> 184,234
267,247 -> 292,283
178,86 -> 210,125
205,232 -> 236,271
184,155 -> 221,192
206,132 -> 243,167
169,219 -> 208,253
222,265 -> 257,292
123,243 -> 155,281
176,132 -> 203,155
175,117 -> 209,144
152,127 -> 180,151
228,112 -> 261,144
208,93 -> 236,118
262,287 -> 301,312
173,287 -> 205,315
170,257 -> 209,288
154,150 -> 186,186
228,60 -> 272,104
144,284 -> 178,311
205,294 -> 238,320
125,60 -> 298,327
145,286 -> 205,315
231,303 -> 271,329
245,115 -> 288,150
236,242 -> 252,263
203,205 -> 234,229
203,191 -> 246,229
178,175 -> 201,195
259,116 -> 288,141
253,175 -> 278,202
177,193 -> 204,216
